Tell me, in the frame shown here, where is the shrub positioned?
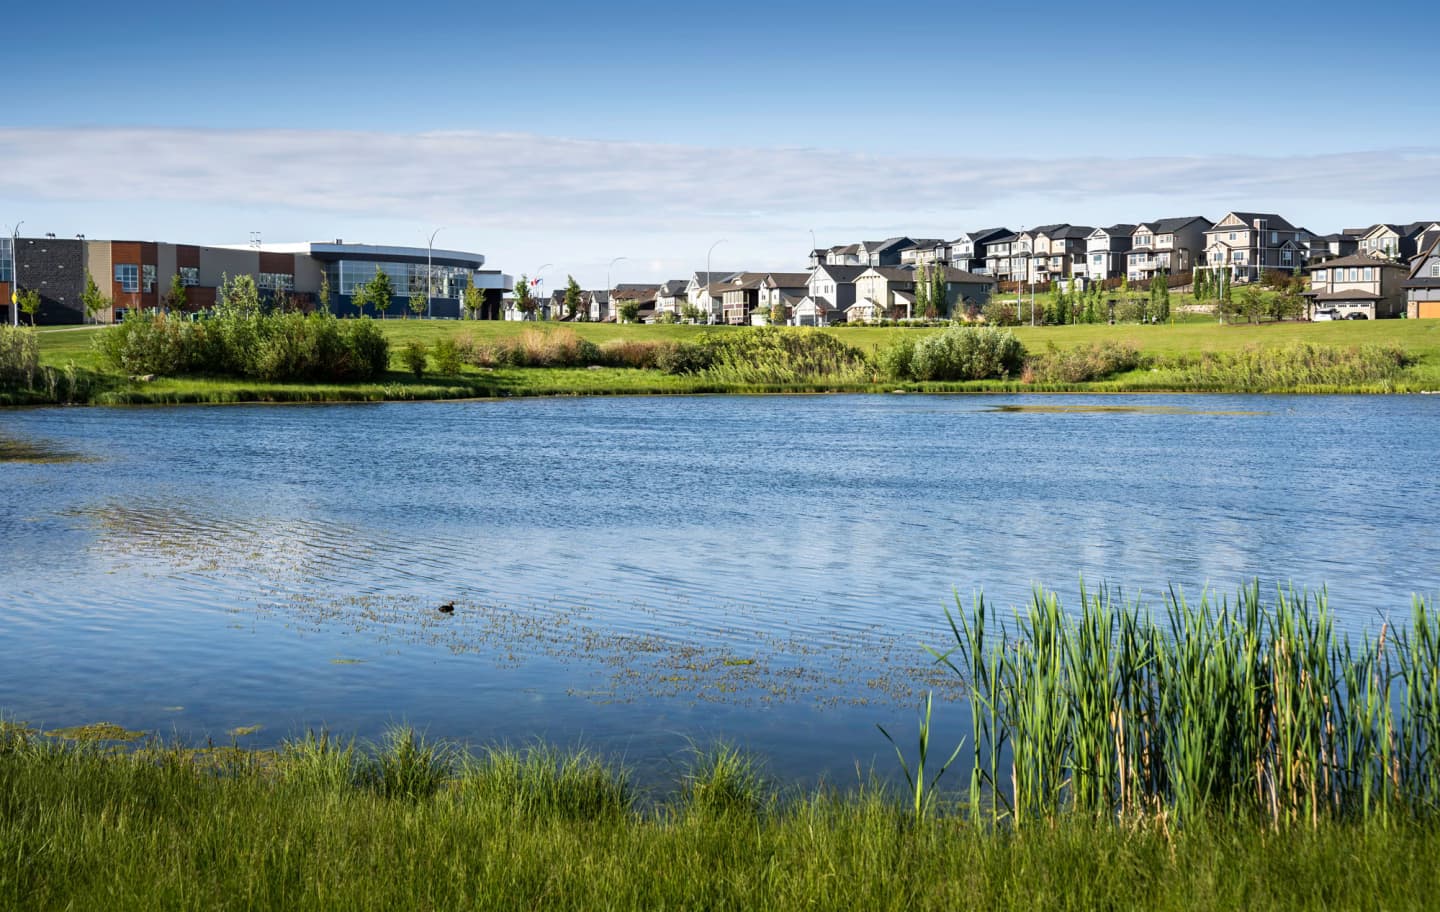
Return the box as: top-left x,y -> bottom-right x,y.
1026,342 -> 1147,383
1159,343 -> 1409,389
0,326 -> 41,389
684,327 -> 869,382
402,340 -> 428,377
653,341 -> 714,375
982,300 -> 1018,326
886,326 -> 1026,381
598,339 -> 674,369
431,337 -> 462,374
875,335 -> 916,380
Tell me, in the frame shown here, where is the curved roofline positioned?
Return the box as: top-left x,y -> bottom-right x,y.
230,242 -> 486,269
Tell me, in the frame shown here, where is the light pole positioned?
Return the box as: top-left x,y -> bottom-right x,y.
533,263 -> 552,318
706,239 -> 726,324
808,229 -> 817,265
425,227 -> 444,318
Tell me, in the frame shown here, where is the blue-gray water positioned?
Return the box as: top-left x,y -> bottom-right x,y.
2,394 -> 1437,785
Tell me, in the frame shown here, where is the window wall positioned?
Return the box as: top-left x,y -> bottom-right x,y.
0,238 -> 11,283
330,260 -> 471,299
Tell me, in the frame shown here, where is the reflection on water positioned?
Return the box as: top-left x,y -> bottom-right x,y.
0,432 -> 90,463
1,393 -> 1438,785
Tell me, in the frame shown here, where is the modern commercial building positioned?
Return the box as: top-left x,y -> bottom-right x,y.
1,235 -> 511,325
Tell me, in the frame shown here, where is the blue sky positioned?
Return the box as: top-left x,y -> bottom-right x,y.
4,0 -> 1438,288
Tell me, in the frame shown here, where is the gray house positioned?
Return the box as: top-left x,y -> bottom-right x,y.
1203,212 -> 1311,283
1404,236 -> 1440,318
797,263 -> 865,325
1128,216 -> 1211,282
1080,225 -> 1136,284
857,237 -> 916,267
949,228 -> 1010,274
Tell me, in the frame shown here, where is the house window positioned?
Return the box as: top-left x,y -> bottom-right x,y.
1348,268 -> 1358,281
1314,270 -> 1327,283
1281,249 -> 1292,264
1271,231 -> 1278,244
1158,235 -> 1172,246
1432,265 -> 1440,278
1229,232 -> 1237,241
114,263 -> 139,292
1363,267 -> 1373,281
179,266 -> 199,286
142,264 -> 156,292
1231,251 -> 1246,262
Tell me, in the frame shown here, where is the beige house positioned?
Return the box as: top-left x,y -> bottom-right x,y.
1304,254 -> 1407,319
1403,237 -> 1440,318
1027,225 -> 1091,286
850,266 -> 995,322
685,271 -> 734,323
653,280 -> 689,319
756,272 -> 810,324
1357,222 -> 1440,262
1126,216 -> 1211,282
1203,212 -> 1311,283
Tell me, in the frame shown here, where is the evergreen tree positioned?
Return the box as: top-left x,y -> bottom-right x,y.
914,262 -> 929,320
930,264 -> 947,319
564,275 -> 582,319
164,272 -> 187,314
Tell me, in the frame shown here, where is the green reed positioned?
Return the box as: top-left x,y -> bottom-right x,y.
940,585 -> 1440,828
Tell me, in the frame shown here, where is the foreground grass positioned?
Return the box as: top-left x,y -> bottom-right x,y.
2,731 -> 1436,911
19,317 -> 1440,406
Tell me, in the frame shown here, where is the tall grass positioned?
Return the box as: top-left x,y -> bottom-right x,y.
936,585 -> 1440,828
1155,342 -> 1410,390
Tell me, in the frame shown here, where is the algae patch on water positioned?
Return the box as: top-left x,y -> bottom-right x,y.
0,434 -> 90,464
228,724 -> 264,737
46,722 -> 147,742
987,404 -> 1267,416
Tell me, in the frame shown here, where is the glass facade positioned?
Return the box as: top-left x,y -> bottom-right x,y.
330,260 -> 470,299
115,264 -> 139,292
0,237 -> 11,283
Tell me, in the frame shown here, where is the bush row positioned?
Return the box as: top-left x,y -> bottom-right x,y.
95,311 -> 390,382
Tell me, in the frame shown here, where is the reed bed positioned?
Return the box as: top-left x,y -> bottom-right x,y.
937,584 -> 1440,828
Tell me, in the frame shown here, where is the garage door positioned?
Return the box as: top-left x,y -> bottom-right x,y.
1420,301 -> 1440,319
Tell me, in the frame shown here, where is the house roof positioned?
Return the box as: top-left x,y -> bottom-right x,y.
950,227 -> 1011,245
1044,225 -> 1094,240
860,237 -> 915,255
765,272 -> 812,288
1213,212 -> 1298,232
811,264 -> 868,282
1307,253 -> 1406,271
1091,224 -> 1137,237
1138,216 -> 1211,234
1303,289 -> 1382,301
1404,236 -> 1440,282
658,280 -> 688,295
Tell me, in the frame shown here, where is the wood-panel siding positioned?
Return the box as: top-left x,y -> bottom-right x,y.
259,251 -> 295,275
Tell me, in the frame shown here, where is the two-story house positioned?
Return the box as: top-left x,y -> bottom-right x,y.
1078,225 -> 1135,285
719,272 -> 768,325
1203,212 -> 1311,283
1304,254 -> 1407,319
983,233 -> 1022,282
1306,232 -> 1360,265
796,263 -> 866,326
653,280 -> 689,319
948,228 -> 1010,274
848,266 -> 995,323
1126,216 -> 1211,282
755,272 -> 811,325
1403,237 -> 1440,319
1358,222 -> 1440,263
686,271 -> 736,322
856,237 -> 916,267
609,284 -> 659,323
1028,225 -> 1092,286
899,239 -> 950,266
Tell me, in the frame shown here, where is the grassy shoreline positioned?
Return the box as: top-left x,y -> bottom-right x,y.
7,318 -> 1440,407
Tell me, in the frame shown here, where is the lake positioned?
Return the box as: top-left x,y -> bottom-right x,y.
2,394 -> 1437,786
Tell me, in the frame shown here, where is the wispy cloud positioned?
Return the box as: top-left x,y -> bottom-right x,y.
4,127 -> 1438,233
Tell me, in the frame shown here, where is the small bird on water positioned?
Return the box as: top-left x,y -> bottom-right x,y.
438,601 -> 455,614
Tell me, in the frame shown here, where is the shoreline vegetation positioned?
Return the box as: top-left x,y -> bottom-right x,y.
4,586 -> 1439,908
2,314 -> 1439,406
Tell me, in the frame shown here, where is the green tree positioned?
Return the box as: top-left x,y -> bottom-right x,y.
219,273 -> 261,316
365,267 -> 394,319
914,262 -> 930,319
402,340 -> 428,377
564,275 -> 582,319
408,289 -> 426,319
769,300 -> 787,325
17,288 -> 41,326
318,273 -> 332,314
351,283 -> 369,318
462,283 -> 483,320
618,299 -> 639,323
81,273 -> 111,324
930,265 -> 947,319
513,275 -> 533,315
163,272 -> 187,314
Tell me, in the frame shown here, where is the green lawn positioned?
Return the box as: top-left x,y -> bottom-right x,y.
22,317 -> 1440,406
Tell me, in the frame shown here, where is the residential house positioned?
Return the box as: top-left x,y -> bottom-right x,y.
1202,212 -> 1311,283
1127,216 -> 1211,282
685,271 -> 735,322
849,266 -> 995,323
856,237 -> 916,267
983,233 -> 1022,283
1079,225 -> 1136,285
1027,225 -> 1091,287
584,290 -> 610,322
1306,232 -> 1360,265
899,239 -> 950,266
609,283 -> 659,323
797,263 -> 866,325
653,279 -> 689,319
1303,254 -> 1408,319
1358,222 -> 1440,263
1403,236 -> 1440,318
810,244 -> 863,267
756,272 -> 811,325
719,272 -> 768,325
948,228 -> 1010,274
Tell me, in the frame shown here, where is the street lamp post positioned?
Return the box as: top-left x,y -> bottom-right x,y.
533,263 -> 552,318
606,256 -> 627,322
6,221 -> 21,327
425,227 -> 444,319
706,239 -> 726,324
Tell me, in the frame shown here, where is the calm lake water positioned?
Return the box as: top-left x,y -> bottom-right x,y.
2,394 -> 1438,786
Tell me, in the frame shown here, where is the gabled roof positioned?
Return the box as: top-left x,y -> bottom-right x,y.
860,237 -> 915,255
858,266 -> 917,283
691,271 -> 738,286
1405,235 -> 1440,283
1137,216 -> 1211,234
1212,212 -> 1298,232
1042,225 -> 1093,241
951,227 -> 1011,245
718,272 -> 768,293
658,279 -> 688,295
810,264 -> 868,282
1089,224 -> 1137,238
764,272 -> 812,289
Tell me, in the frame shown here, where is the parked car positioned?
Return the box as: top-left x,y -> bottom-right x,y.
1345,312 -> 1369,320
1312,308 -> 1339,321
